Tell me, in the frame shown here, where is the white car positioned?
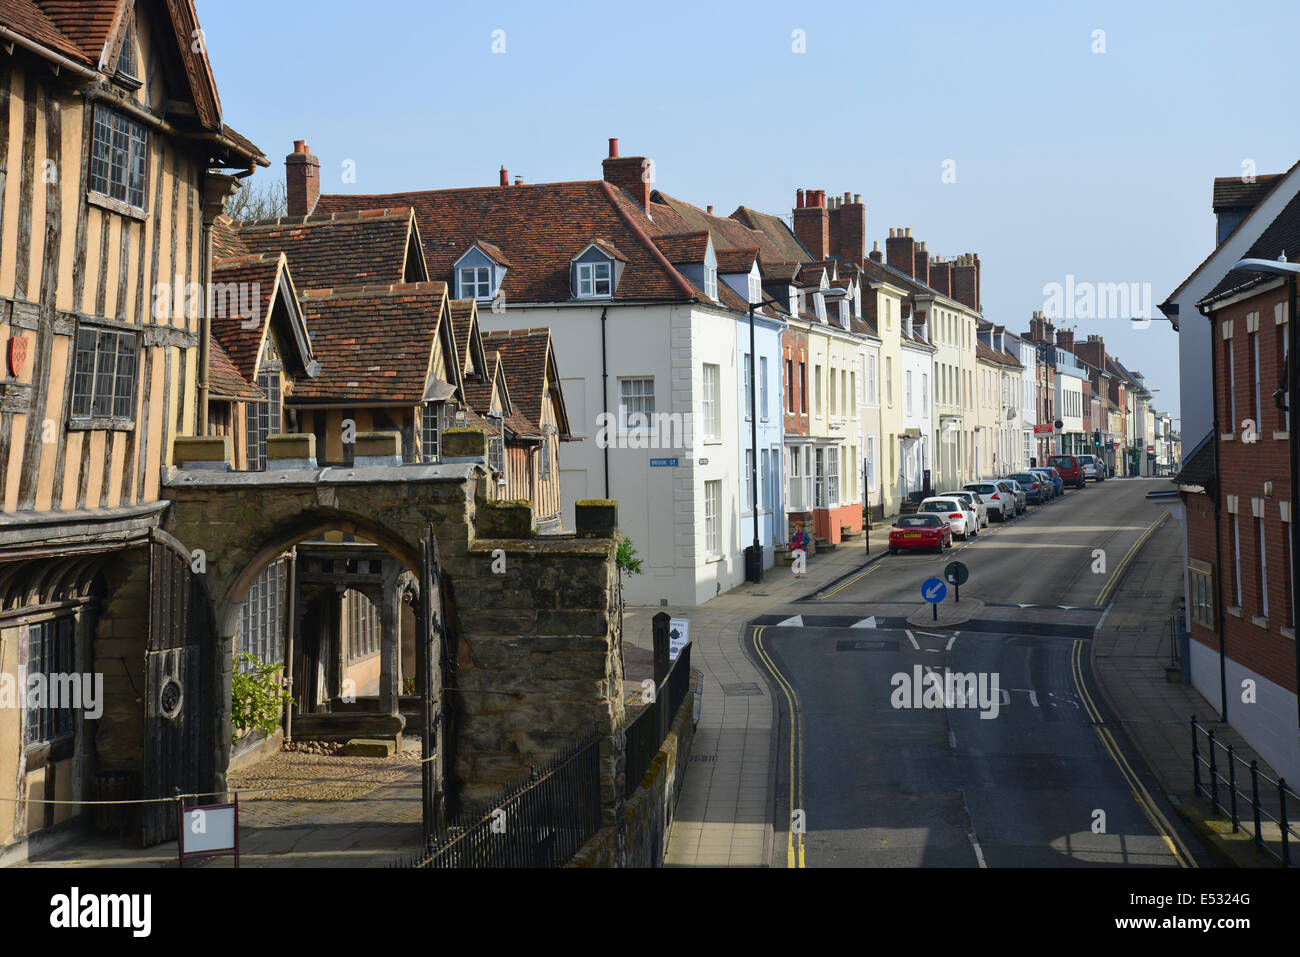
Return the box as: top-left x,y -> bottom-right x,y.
964,482 -> 1014,522
1076,454 -> 1104,482
918,496 -> 973,539
941,490 -> 987,530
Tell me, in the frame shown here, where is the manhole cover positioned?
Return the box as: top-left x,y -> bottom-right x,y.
722,682 -> 763,697
836,639 -> 900,652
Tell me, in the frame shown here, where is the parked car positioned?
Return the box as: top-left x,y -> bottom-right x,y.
997,479 -> 1027,514
918,496 -> 974,539
888,513 -> 952,555
943,490 -> 989,529
964,482 -> 1014,522
1009,471 -> 1048,505
1076,453 -> 1105,482
1048,453 -> 1086,488
1029,467 -> 1060,498
1036,465 -> 1064,496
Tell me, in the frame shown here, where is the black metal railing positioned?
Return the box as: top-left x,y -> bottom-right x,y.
1192,716 -> 1298,866
407,735 -> 602,868
624,644 -> 692,797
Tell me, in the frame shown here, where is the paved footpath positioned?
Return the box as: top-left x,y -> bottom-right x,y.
1091,500 -> 1288,865
623,541 -> 878,867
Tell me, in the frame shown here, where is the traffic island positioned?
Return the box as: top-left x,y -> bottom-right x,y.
906,597 -> 985,627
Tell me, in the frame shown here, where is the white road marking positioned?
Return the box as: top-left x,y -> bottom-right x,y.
851,617 -> 877,629
905,630 -> 920,651
945,634 -> 958,650
969,833 -> 987,868
948,730 -> 957,749
776,615 -> 804,627
915,630 -> 946,638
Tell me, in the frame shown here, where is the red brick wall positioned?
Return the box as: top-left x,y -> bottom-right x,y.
1184,287 -> 1297,695
783,327 -> 810,437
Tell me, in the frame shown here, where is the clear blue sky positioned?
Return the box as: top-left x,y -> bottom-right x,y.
198,0 -> 1300,428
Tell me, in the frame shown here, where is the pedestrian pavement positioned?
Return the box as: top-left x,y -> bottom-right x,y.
623,539 -> 881,867
1090,506 -> 1290,866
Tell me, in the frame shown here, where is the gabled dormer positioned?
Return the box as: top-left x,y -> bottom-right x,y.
454,240 -> 510,302
652,232 -> 717,301
109,9 -> 142,91
570,239 -> 627,300
717,248 -> 761,304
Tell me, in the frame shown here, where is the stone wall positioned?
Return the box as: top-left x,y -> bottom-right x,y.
569,673 -> 697,867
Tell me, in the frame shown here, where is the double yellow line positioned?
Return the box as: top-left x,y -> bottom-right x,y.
1094,511 -> 1169,606
1070,638 -> 1195,867
753,625 -> 805,867
816,564 -> 878,601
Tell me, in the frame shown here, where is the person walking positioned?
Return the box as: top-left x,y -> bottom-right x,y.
790,522 -> 808,577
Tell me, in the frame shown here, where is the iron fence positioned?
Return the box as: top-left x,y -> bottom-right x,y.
624,644 -> 692,797
406,734 -> 602,868
1192,715 -> 1297,866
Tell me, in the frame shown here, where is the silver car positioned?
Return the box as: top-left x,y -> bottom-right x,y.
964,482 -> 1014,522
1076,454 -> 1104,482
997,478 -> 1027,514
942,490 -> 988,530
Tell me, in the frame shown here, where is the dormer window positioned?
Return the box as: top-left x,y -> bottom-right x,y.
116,29 -> 138,80
704,266 -> 718,301
576,261 -> 612,298
571,242 -> 625,300
454,243 -> 508,301
459,266 -> 492,300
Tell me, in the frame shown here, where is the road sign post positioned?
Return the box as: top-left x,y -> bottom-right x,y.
922,577 -> 947,621
944,561 -> 969,603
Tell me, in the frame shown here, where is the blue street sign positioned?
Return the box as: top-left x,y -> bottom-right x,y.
922,578 -> 947,603
649,458 -> 679,468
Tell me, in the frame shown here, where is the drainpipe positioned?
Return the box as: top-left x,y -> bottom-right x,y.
600,306 -> 610,498
1207,309 -> 1229,723
283,547 -> 298,742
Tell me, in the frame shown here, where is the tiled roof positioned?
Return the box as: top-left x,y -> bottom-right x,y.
292,283 -> 451,403
482,328 -> 568,434
0,0 -> 91,62
652,231 -> 710,264
716,248 -> 758,274
1212,174 -> 1284,211
730,206 -> 810,263
649,192 -> 790,266
210,254 -> 283,381
1202,188 -> 1300,302
462,351 -> 503,416
34,0 -> 120,63
212,216 -> 249,260
448,298 -> 487,379
315,181 -> 698,303
237,208 -> 419,291
797,265 -> 827,287
208,337 -> 263,400
472,239 -> 512,267
1173,430 -> 1215,489
762,262 -> 801,283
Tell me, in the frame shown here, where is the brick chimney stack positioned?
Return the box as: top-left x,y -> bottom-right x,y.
1074,334 -> 1106,371
794,188 -> 830,261
869,240 -> 883,263
602,136 -> 651,210
952,252 -> 981,312
286,140 -> 320,217
886,227 -> 916,277
912,240 -> 930,286
1056,327 -> 1075,352
499,166 -> 509,187
837,193 -> 866,266
929,257 -> 952,297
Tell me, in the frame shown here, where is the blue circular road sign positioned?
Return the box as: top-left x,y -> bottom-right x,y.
922,577 -> 947,603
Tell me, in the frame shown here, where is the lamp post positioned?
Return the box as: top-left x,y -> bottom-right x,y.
1228,257 -> 1300,751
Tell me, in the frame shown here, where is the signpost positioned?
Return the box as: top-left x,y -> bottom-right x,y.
922,577 -> 947,621
944,561 -> 969,603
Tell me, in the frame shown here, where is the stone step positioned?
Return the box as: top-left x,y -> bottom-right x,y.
292,711 -> 405,742
344,738 -> 397,757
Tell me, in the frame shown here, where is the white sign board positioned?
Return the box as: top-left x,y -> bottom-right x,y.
181,805 -> 237,854
668,617 -> 690,661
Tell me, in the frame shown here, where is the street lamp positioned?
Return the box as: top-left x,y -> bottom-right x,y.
1228,257 -> 1300,748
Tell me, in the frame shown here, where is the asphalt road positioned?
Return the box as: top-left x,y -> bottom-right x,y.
753,477 -> 1211,868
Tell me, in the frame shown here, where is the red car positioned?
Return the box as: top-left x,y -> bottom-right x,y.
888,513 -> 953,555
1048,454 -> 1086,489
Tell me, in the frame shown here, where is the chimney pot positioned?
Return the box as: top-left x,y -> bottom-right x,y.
905,227 -> 912,238
873,241 -> 880,252
293,140 -> 308,154
707,205 -> 714,214
514,175 -> 523,186
796,189 -> 805,209
499,166 -> 509,187
844,191 -> 852,205
854,193 -> 861,204
608,137 -> 619,158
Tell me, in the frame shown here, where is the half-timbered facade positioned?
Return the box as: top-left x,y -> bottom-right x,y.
0,0 -> 266,860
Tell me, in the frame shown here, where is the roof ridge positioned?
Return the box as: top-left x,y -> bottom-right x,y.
599,180 -> 698,301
